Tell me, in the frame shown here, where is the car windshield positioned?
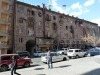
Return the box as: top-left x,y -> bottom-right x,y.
61,49 -> 64,50
35,51 -> 42,53
41,53 -> 47,56
68,50 -> 73,52
37,52 -> 42,53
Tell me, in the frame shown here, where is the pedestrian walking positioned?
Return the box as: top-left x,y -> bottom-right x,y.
47,49 -> 53,69
11,56 -> 21,75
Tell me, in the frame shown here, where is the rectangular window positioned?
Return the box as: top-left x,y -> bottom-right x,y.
9,5 -> 13,10
19,38 -> 23,43
21,38 -> 23,43
31,11 -> 34,15
66,26 -> 68,30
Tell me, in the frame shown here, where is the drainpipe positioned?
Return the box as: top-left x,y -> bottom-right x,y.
42,4 -> 46,38
12,0 -> 16,53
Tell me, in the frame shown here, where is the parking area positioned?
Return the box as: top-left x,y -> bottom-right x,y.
1,56 -> 100,75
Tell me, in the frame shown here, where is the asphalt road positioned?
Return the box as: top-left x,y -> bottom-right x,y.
31,57 -> 44,65
1,56 -> 100,75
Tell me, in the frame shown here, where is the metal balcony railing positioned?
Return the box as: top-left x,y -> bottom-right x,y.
0,41 -> 8,48
0,32 -> 8,36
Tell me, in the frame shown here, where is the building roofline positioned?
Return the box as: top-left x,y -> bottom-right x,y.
16,1 -> 98,26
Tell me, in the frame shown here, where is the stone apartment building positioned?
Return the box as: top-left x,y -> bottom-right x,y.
15,1 -> 99,54
0,0 -> 99,54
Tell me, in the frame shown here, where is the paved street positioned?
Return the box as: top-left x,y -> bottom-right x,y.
1,56 -> 100,75
31,57 -> 44,65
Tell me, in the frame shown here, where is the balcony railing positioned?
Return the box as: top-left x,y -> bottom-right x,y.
0,19 -> 10,24
0,41 -> 8,48
2,0 -> 13,4
0,32 -> 8,36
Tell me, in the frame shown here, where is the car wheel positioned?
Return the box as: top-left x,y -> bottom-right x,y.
75,55 -> 79,59
63,57 -> 67,61
84,54 -> 87,57
87,53 -> 91,57
1,65 -> 8,72
24,62 -> 30,67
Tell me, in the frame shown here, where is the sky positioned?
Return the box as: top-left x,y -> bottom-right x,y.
18,0 -> 100,26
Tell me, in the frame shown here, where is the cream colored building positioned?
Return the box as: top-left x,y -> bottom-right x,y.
0,0 -> 15,54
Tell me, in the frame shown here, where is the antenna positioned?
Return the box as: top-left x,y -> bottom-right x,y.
49,0 -> 51,9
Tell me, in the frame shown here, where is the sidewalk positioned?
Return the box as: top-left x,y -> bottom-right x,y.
0,56 -> 100,75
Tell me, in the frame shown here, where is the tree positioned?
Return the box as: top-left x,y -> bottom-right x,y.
81,34 -> 100,46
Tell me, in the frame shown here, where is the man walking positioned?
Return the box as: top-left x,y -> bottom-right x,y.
47,49 -> 53,69
11,56 -> 21,75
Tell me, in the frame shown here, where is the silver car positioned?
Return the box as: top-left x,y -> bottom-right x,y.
41,52 -> 68,63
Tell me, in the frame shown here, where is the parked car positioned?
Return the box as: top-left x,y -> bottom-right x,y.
86,48 -> 100,56
0,54 -> 32,72
57,48 -> 69,55
16,51 -> 30,58
67,49 -> 87,59
33,51 -> 43,57
41,52 -> 68,63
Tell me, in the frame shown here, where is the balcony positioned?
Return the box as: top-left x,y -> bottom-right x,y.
2,0 -> 13,4
0,18 -> 10,24
1,9 -> 10,14
45,14 -> 51,21
0,32 -> 8,36
0,41 -> 8,48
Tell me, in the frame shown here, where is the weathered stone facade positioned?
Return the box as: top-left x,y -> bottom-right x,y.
14,1 -> 99,53
0,0 -> 99,54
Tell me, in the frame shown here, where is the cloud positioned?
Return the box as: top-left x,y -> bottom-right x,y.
70,2 -> 82,9
51,0 -> 89,16
92,18 -> 100,26
84,0 -> 95,6
51,0 -> 67,14
69,2 -> 89,16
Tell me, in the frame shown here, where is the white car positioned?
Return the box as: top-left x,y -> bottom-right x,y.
57,48 -> 69,55
41,52 -> 68,63
67,49 -> 87,58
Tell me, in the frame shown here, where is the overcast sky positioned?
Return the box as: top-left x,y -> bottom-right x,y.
18,0 -> 100,26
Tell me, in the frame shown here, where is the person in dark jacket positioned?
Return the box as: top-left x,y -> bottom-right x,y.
11,56 -> 21,75
47,50 -> 53,69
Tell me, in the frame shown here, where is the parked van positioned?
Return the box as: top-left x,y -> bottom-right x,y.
67,49 -> 87,58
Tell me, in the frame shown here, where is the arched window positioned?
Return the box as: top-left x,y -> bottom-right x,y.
28,17 -> 34,27
53,16 -> 56,20
52,23 -> 57,30
38,12 -> 42,17
45,14 -> 51,21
